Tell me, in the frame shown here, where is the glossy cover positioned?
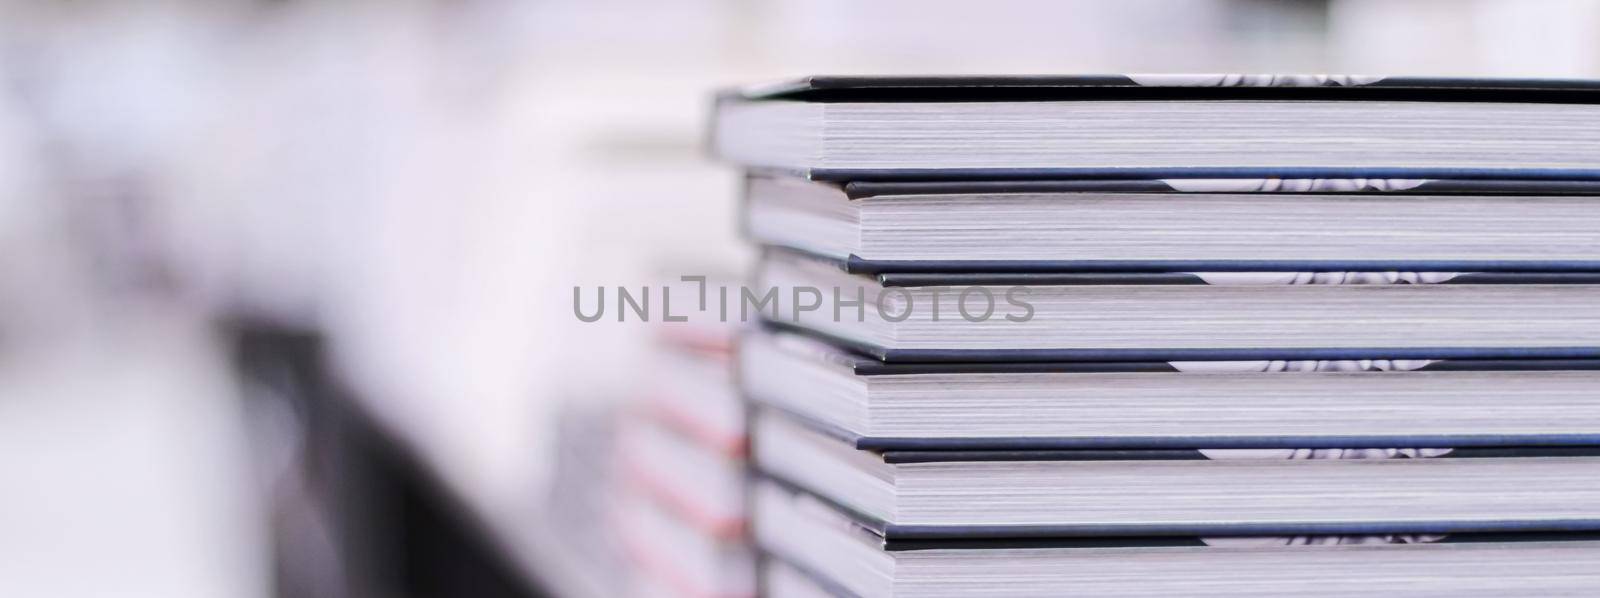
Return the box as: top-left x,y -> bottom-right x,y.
758,318 -> 1600,365
735,74 -> 1600,103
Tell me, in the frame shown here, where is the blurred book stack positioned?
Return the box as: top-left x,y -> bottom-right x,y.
543,403 -> 633,598
543,277 -> 754,598
713,75 -> 1600,596
613,320 -> 755,598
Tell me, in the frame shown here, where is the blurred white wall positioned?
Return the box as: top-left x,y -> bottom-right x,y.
1330,0 -> 1600,75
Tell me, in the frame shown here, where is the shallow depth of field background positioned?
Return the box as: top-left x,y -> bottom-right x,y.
0,0 -> 1595,596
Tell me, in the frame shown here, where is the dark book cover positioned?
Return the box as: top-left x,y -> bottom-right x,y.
759,396 -> 1600,452
734,75 -> 1600,104
759,317 -> 1600,365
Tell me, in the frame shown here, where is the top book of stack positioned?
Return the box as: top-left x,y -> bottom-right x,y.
711,74 -> 1600,181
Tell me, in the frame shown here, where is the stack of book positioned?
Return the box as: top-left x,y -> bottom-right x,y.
542,402 -> 632,598
712,75 -> 1600,596
613,323 -> 755,598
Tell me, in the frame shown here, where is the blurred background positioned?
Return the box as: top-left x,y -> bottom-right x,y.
1,1 -> 1597,596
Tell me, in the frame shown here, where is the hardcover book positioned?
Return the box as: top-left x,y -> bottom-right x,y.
752,409 -> 1600,540
743,173 -> 1600,273
739,328 -> 1600,450
752,479 -> 1600,598
757,249 -> 1600,362
712,74 -> 1600,181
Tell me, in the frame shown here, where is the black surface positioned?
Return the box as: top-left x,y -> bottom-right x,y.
813,167 -> 1600,184
848,255 -> 1600,275
880,445 -> 1600,464
759,402 -> 1600,455
738,75 -> 1600,104
870,344 -> 1600,364
881,530 -> 1600,552
881,519 -> 1600,542
230,325 -> 547,598
842,178 -> 1600,198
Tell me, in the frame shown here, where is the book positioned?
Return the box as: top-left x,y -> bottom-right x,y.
753,479 -> 1600,598
612,488 -> 755,598
712,75 -> 1600,181
760,559 -> 841,598
642,345 -> 747,458
752,409 -> 1600,539
743,174 -> 1600,273
756,249 -> 1600,362
618,413 -> 748,537
541,404 -> 634,598
739,328 -> 1600,450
